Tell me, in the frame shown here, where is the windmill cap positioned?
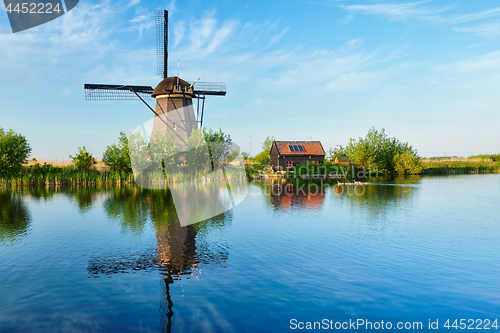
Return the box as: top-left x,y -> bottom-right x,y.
152,77 -> 191,97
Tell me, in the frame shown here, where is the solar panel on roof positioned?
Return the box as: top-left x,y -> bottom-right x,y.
288,144 -> 305,152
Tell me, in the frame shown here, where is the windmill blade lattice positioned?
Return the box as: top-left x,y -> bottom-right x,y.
84,84 -> 154,101
155,9 -> 167,79
193,82 -> 227,96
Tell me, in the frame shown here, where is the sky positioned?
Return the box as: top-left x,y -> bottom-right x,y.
1,0 -> 500,160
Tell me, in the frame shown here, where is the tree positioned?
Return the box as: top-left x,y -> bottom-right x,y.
394,150 -> 423,175
185,128 -> 210,173
328,146 -> 347,161
70,146 -> 96,170
254,136 -> 275,165
0,127 -> 32,178
148,131 -> 181,173
103,132 -> 132,172
203,127 -> 234,169
337,127 -> 421,175
254,151 -> 269,164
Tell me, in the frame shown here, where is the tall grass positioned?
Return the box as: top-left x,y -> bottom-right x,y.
1,163 -> 246,187
1,170 -> 136,186
421,160 -> 500,174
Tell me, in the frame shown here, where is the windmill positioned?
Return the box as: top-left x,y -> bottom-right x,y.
84,10 -> 226,147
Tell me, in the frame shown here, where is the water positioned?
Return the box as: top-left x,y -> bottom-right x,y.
1,174 -> 499,332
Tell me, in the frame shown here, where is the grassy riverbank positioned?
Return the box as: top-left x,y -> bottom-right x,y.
421,159 -> 500,175
0,162 -> 248,186
0,170 -> 135,186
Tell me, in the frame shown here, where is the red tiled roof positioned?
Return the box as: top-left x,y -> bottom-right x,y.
274,141 -> 325,156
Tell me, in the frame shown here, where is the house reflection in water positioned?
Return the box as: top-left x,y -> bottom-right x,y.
269,179 -> 326,212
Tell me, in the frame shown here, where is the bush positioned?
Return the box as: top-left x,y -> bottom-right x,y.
332,127 -> 421,175
70,147 -> 96,170
394,151 -> 423,175
254,150 -> 270,164
203,127 -> 234,168
103,132 -> 132,172
0,127 -> 32,178
254,136 -> 274,165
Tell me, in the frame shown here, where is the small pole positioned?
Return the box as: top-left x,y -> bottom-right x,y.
200,97 -> 205,128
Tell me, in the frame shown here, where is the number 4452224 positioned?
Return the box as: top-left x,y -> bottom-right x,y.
444,319 -> 498,330
5,2 -> 62,14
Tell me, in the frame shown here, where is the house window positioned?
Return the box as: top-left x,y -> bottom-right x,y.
286,161 -> 293,168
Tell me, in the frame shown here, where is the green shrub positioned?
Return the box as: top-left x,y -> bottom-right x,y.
0,127 -> 31,178
70,147 -> 96,171
330,127 -> 421,174
394,151 -> 423,175
103,132 -> 132,172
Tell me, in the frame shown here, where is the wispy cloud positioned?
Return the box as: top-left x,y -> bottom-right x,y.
436,50 -> 500,73
340,14 -> 354,24
342,1 -> 500,25
451,7 -> 500,24
268,28 -> 289,47
172,21 -> 185,48
341,1 -> 453,23
453,23 -> 500,38
127,0 -> 140,7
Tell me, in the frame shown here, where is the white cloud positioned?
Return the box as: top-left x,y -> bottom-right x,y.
436,50 -> 500,73
451,7 -> 500,24
341,1 -> 453,23
453,23 -> 500,38
127,0 -> 140,7
268,28 -> 289,47
130,14 -> 149,23
339,38 -> 363,52
206,20 -> 237,53
172,21 -> 185,48
340,14 -> 354,24
342,2 -> 500,25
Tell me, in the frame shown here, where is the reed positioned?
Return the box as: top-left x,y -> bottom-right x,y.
421,160 -> 500,174
1,164 -> 246,187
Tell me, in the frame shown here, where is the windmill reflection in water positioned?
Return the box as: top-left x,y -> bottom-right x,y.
86,188 -> 231,333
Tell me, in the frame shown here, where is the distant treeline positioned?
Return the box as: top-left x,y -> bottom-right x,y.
467,154 -> 500,162
423,154 -> 500,162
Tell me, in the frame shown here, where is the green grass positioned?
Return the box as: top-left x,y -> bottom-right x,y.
421,160 -> 500,175
0,170 -> 135,186
0,163 -> 247,187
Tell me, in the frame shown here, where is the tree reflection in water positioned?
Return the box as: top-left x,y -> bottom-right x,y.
0,188 -> 32,244
333,175 -> 421,219
257,176 -> 420,224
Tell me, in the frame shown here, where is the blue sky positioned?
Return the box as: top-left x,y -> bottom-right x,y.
1,0 -> 499,160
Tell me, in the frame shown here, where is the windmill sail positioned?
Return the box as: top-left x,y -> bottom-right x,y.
84,83 -> 226,101
84,84 -> 154,100
155,10 -> 167,79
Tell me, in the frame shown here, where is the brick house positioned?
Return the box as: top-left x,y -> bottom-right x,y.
269,141 -> 326,171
